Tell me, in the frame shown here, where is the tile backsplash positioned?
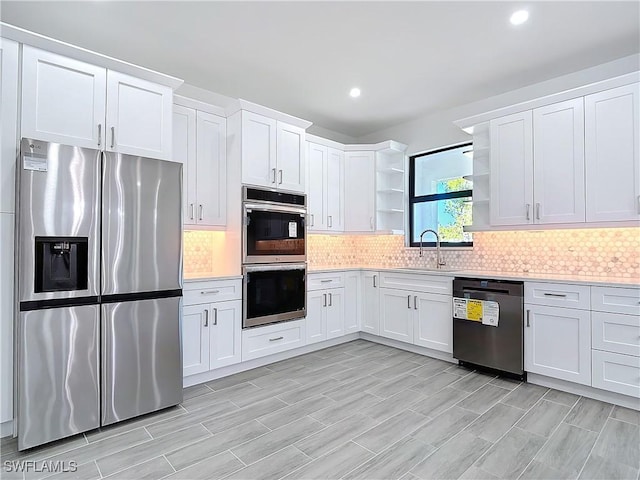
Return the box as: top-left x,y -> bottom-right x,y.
184,228 -> 640,279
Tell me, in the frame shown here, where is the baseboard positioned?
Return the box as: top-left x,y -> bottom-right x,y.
183,333 -> 360,387
359,333 -> 456,364
527,373 -> 640,411
1,420 -> 13,438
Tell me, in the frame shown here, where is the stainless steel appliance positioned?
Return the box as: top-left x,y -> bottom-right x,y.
453,277 -> 525,379
16,139 -> 183,450
243,263 -> 306,328
243,187 -> 306,264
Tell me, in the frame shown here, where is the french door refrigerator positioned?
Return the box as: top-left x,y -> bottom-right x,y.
16,139 -> 183,450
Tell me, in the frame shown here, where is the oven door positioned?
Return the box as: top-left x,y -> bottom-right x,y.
243,203 -> 306,263
243,263 -> 306,328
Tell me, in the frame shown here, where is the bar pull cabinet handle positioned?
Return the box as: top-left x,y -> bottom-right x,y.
526,309 -> 530,327
278,169 -> 283,185
271,168 -> 277,184
526,204 -> 530,221
323,293 -> 327,307
204,309 -> 209,327
370,217 -> 374,229
543,292 -> 567,298
110,126 -> 115,149
201,290 -> 220,295
310,214 -> 314,227
637,195 -> 640,214
329,293 -> 333,307
190,203 -> 195,220
320,279 -> 332,283
328,215 -> 332,228
269,336 -> 284,342
408,295 -> 412,309
536,203 -> 541,220
414,295 -> 418,310
373,275 -> 377,287
213,308 -> 218,326
199,204 -> 203,221
97,124 -> 102,146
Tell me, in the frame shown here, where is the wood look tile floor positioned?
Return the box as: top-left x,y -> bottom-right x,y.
2,340 -> 639,480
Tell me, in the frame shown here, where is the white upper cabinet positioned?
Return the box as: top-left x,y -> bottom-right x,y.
306,142 -> 344,232
21,46 -> 106,149
533,99 -> 585,224
173,104 -> 226,227
585,83 -> 640,222
306,142 -> 327,231
277,122 -> 305,192
173,105 -> 197,224
241,111 -> 305,193
195,111 -> 226,226
490,111 -> 533,225
344,151 -> 375,231
106,71 -> 172,160
21,46 -> 173,160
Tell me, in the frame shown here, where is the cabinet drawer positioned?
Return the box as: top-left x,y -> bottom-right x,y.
379,272 -> 453,295
592,312 -> 640,357
184,278 -> 242,305
591,286 -> 640,316
592,350 -> 640,398
242,320 -> 306,361
307,272 -> 345,291
524,282 -> 590,310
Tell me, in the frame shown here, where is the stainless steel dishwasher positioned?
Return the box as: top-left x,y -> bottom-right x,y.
453,277 -> 525,379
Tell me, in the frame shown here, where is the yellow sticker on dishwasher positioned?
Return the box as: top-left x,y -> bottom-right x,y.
467,300 -> 483,322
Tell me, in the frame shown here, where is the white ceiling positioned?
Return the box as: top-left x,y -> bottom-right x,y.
1,1 -> 639,138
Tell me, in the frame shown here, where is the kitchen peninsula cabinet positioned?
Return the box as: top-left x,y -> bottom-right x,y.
21,45 -> 173,160
173,99 -> 227,227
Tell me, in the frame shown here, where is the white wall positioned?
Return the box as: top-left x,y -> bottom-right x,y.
357,54 -> 640,155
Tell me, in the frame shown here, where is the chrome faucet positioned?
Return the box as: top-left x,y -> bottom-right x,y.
419,229 -> 446,269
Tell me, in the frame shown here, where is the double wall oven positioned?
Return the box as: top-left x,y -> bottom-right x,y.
242,187 -> 307,328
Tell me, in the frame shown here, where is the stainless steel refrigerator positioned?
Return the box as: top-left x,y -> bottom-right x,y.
16,138 -> 183,450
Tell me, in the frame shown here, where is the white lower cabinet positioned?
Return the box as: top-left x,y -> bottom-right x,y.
344,271 -> 361,334
361,272 -> 380,335
306,290 -> 327,344
524,304 -> 592,386
414,292 -> 453,353
380,288 -> 414,343
182,279 -> 242,378
242,320 -> 306,361
592,350 -> 640,397
306,272 -> 346,343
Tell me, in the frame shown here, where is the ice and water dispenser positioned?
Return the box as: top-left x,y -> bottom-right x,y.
34,236 -> 89,292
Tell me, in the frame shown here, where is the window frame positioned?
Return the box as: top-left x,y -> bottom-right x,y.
408,142 -> 473,248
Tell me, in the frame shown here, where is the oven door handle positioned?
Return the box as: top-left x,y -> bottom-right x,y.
244,263 -> 307,273
243,203 -> 307,215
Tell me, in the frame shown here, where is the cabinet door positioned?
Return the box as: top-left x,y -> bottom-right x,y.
106,70 -> 172,160
173,105 -> 197,225
361,272 -> 380,335
306,142 -> 326,231
490,111 -> 534,225
21,46 -> 106,149
277,122 -> 305,193
326,147 -> 344,231
379,288 -> 414,343
533,99 -> 585,224
196,111 -> 227,226
585,83 -> 640,222
344,271 -> 361,334
326,289 -> 345,339
210,300 -> 242,369
344,151 -> 375,231
1,39 -> 19,214
414,293 -> 453,353
524,304 -> 591,386
0,213 -> 14,422
241,111 -> 277,188
306,290 -> 327,344
182,304 -> 210,377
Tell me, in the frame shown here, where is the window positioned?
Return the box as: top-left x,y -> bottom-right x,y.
409,142 -> 473,247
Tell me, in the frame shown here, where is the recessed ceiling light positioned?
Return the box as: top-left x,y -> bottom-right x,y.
510,9 -> 529,25
349,87 -> 361,98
